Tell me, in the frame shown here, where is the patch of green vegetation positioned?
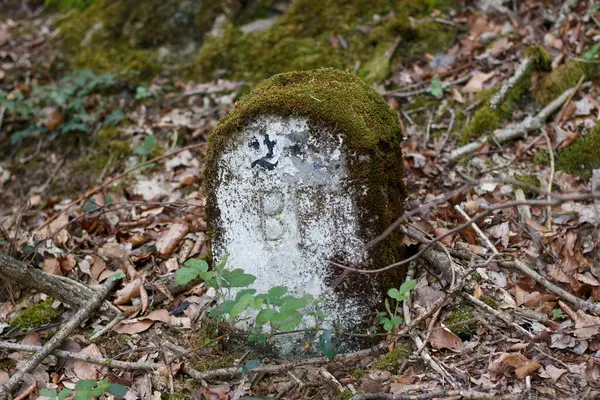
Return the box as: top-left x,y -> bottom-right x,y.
76,126 -> 131,181
191,0 -> 457,84
445,304 -> 477,340
161,391 -> 191,400
514,175 -> 541,198
461,46 -> 552,144
480,296 -> 498,310
204,68 -> 406,274
556,122 -> 600,177
335,390 -> 357,400
45,0 -> 95,10
373,344 -> 411,372
193,352 -> 242,372
534,60 -> 600,105
9,298 -> 60,333
532,150 -> 549,166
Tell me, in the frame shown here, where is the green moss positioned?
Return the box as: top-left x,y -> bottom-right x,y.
205,68 -> 406,272
534,61 -> 600,105
161,391 -> 191,400
372,344 -> 411,371
532,150 -> 549,166
556,122 -> 600,177
445,304 -> 477,339
9,298 -> 60,332
76,126 -> 131,182
191,0 -> 457,84
461,46 -> 553,144
480,296 -> 498,310
514,175 -> 541,198
193,352 -> 241,372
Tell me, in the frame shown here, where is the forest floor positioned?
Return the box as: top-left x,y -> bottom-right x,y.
1,1 -> 600,399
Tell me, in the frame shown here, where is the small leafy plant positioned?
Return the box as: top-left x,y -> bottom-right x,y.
40,379 -> 127,400
377,279 -> 417,331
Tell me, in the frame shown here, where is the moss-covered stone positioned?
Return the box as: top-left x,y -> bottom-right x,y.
534,61 -> 600,105
372,343 -> 411,371
191,0 -> 457,84
9,298 -> 60,333
445,304 -> 477,339
205,68 -> 406,270
461,46 -> 552,144
556,122 -> 600,177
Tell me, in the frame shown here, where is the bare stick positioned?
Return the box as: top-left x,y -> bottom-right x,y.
37,142 -> 205,232
0,278 -> 117,399
338,191 -> 600,275
541,128 -> 555,228
350,390 -> 521,400
0,342 -> 160,370
490,58 -> 533,110
454,204 -> 498,254
450,82 -> 592,160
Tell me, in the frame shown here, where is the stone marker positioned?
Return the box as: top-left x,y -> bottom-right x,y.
205,68 -> 406,338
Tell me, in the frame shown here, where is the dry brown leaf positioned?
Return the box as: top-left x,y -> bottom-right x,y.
463,72 -> 495,93
73,344 -> 103,380
156,223 -> 189,256
429,322 -> 464,351
58,255 -> 76,274
140,285 -> 149,314
541,364 -> 567,382
90,255 -> 106,281
144,309 -> 191,328
98,242 -> 131,260
489,353 -> 527,380
114,278 -> 143,305
515,361 -> 541,380
43,111 -> 64,132
42,258 -> 62,276
434,228 -> 454,246
112,319 -> 154,335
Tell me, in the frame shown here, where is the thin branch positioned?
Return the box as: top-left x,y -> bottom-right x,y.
490,57 -> 533,110
0,342 -> 160,370
0,278 -> 117,399
350,390 -> 521,400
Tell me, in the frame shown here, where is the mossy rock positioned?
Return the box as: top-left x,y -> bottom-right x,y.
556,122 -> 600,177
461,46 -> 552,144
534,61 -> 600,105
204,68 -> 406,341
190,0 -> 457,84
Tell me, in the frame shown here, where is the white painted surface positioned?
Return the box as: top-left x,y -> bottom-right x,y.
213,116 -> 373,328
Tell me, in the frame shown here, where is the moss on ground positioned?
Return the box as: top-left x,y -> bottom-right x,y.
9,298 -> 60,333
190,0 -> 457,84
445,304 -> 477,340
514,175 -> 541,198
205,68 -> 406,273
556,122 -> 600,177
480,296 -> 498,310
534,60 -> 600,105
460,46 -> 552,144
373,343 -> 411,371
76,126 -> 131,183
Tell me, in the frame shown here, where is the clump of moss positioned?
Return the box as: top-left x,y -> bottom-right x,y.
532,150 -> 549,166
461,46 -> 553,144
76,126 -> 131,181
191,0 -> 457,84
534,61 -> 600,105
373,344 -> 411,372
445,304 -> 477,340
514,175 -> 541,198
480,296 -> 498,310
193,352 -> 242,372
9,298 -> 60,333
556,122 -> 600,177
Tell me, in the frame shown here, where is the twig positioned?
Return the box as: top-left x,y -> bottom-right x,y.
12,381 -> 36,400
435,108 -> 455,157
490,58 -> 533,110
0,341 -> 160,370
36,142 -> 205,233
0,278 -> 117,399
336,191 -> 600,275
450,82 -> 592,160
554,75 -> 584,125
454,204 -> 498,254
350,390 -> 521,400
500,260 -> 600,315
0,106 -> 5,133
386,74 -> 473,98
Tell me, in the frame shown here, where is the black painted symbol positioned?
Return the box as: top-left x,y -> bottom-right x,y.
251,133 -> 279,170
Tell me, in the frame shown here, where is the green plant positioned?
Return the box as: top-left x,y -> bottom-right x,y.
552,308 -> 566,321
176,256 -> 330,356
40,379 -> 127,400
133,133 -> 156,162
0,70 -> 124,144
44,0 -> 95,10
377,279 -> 416,331
135,86 -> 153,101
426,76 -> 444,98
583,43 -> 600,61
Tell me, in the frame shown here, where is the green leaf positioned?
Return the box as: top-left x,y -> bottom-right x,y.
106,383 -> 128,398
319,329 -> 336,360
39,388 -> 58,399
82,199 -> 99,213
218,300 -> 237,315
241,359 -> 261,376
73,390 -> 91,400
236,289 -> 257,300
175,267 -> 200,285
75,380 -> 97,391
57,389 -> 73,400
427,76 -> 443,97
229,294 -> 254,318
135,86 -> 152,100
256,308 -> 277,325
267,286 -> 287,305
584,43 -> 600,60
281,297 -> 308,311
222,269 -> 256,288
387,288 -> 400,300
270,309 -> 302,330
399,279 -> 417,295
390,316 -> 403,325
184,258 -> 209,273
104,109 -> 125,125
111,270 -> 126,281
94,379 -> 110,393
